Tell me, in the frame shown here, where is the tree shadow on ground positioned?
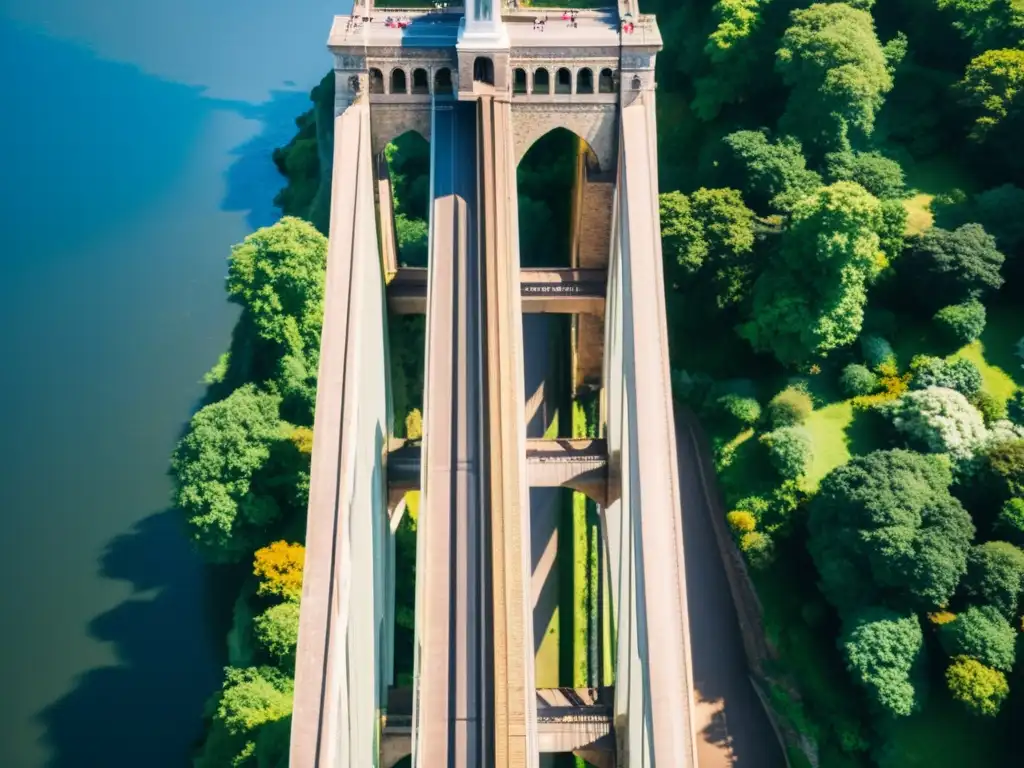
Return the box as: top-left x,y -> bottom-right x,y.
36,510 -> 242,768
845,405 -> 894,458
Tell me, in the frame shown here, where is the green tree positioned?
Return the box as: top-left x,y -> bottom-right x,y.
996,498 -> 1024,546
254,602 -> 301,670
740,182 -> 881,365
937,0 -> 1024,52
825,150 -> 905,200
660,188 -> 757,308
946,656 -> 1009,717
934,300 -> 987,345
959,49 -> 1024,143
808,450 -> 975,612
768,386 -> 814,427
195,666 -> 294,768
939,605 -> 1016,671
841,363 -> 879,396
395,213 -> 428,267
227,217 -> 328,422
760,426 -> 814,480
877,199 -> 909,264
901,224 -> 1005,311
961,541 -> 1024,618
909,357 -> 983,397
776,3 -> 898,153
975,439 -> 1024,507
719,130 -> 822,214
171,386 -> 286,563
840,608 -> 925,717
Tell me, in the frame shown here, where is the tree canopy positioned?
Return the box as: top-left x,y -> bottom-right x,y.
808,450 -> 975,612
900,223 -> 1005,311
961,541 -> 1024,618
939,604 -> 1017,671
253,541 -> 306,602
840,607 -> 925,717
740,182 -> 882,365
719,130 -> 822,213
776,3 -> 898,153
171,386 -> 288,563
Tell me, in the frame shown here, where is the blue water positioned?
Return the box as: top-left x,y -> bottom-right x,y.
0,2 -> 338,765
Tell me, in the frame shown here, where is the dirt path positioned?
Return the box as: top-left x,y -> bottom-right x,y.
675,413 -> 786,768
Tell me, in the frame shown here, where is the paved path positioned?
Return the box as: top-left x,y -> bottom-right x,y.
675,413 -> 786,768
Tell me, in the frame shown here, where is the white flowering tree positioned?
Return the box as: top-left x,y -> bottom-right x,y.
884,386 -> 989,461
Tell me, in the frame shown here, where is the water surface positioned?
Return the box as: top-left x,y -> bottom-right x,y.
0,2 -> 337,764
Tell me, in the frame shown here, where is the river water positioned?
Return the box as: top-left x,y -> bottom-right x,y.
0,1 -> 338,765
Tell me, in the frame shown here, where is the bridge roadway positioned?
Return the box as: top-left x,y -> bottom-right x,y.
413,98 -> 488,766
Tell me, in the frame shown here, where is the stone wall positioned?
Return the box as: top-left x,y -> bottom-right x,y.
511,103 -> 617,171
572,162 -> 614,391
370,104 -> 433,156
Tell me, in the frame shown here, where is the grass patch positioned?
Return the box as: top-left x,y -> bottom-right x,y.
951,340 -> 1019,405
802,401 -> 854,491
534,604 -> 561,687
903,193 -> 934,236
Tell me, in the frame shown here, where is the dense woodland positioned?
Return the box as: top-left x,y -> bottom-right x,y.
177,1 -> 1024,765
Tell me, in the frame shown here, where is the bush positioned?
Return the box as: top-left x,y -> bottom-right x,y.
716,393 -> 762,427
861,335 -> 896,371
739,531 -> 775,568
938,605 -> 1016,671
734,495 -> 771,522
727,510 -> 757,534
768,387 -> 814,427
961,541 -> 1024,619
883,387 -> 989,460
909,356 -> 983,397
760,427 -> 814,480
841,364 -> 880,396
996,499 -> 1024,547
946,656 -> 1009,717
1008,391 -> 1024,426
934,300 -> 987,345
971,392 -> 1006,425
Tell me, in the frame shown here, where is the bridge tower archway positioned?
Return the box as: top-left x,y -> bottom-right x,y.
473,55 -> 495,85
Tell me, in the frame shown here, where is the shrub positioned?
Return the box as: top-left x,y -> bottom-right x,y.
961,541 -> 1024,619
946,656 -> 1009,717
739,531 -> 775,568
727,510 -> 757,534
760,427 -> 814,480
734,495 -> 771,522
1008,391 -> 1024,425
768,387 -> 814,428
841,364 -> 879,396
716,393 -> 762,427
910,356 -> 983,397
883,386 -> 989,460
996,499 -> 1024,547
938,605 -> 1016,671
934,300 -> 987,345
971,391 -> 1006,424
405,408 -> 423,440
861,334 -> 896,371
928,611 -> 957,626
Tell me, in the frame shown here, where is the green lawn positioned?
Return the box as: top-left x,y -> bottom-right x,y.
802,401 -> 854,491
899,153 -> 977,236
535,604 -> 561,687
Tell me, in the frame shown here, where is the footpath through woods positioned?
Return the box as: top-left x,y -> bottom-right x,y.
675,410 -> 787,768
